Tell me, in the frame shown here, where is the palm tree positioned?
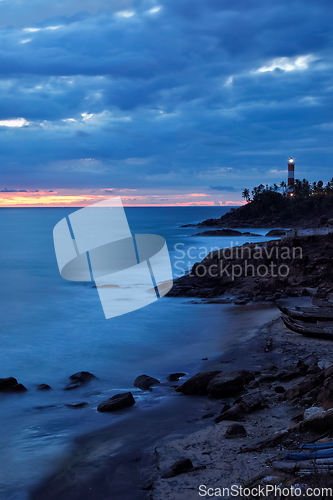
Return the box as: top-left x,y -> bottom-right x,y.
242,188 -> 251,202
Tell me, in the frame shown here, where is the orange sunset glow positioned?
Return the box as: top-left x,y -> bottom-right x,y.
0,189 -> 245,207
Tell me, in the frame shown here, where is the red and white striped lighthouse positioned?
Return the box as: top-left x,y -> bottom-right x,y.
287,157 -> 295,196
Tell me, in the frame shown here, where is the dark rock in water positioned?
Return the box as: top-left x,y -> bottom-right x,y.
167,373 -> 186,382
176,371 -> 221,395
194,229 -> 261,237
37,384 -> 51,391
134,374 -> 160,390
11,383 -> 27,392
65,402 -> 89,409
225,423 -> 247,439
0,377 -> 27,393
70,371 -> 96,383
215,404 -> 246,423
162,458 -> 194,478
64,371 -> 96,390
265,229 -> 286,237
202,412 -> 215,419
275,386 -> 285,394
0,377 -> 18,392
97,392 -> 135,412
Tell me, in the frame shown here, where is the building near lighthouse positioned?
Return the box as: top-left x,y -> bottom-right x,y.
287,157 -> 295,197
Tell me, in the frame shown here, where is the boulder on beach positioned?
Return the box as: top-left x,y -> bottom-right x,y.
235,391 -> 266,412
207,373 -> 244,398
64,371 -> 97,390
225,423 -> 247,439
0,377 -> 27,393
215,404 -> 246,423
176,371 -> 222,395
207,372 -> 247,398
97,392 -> 135,413
161,458 -> 194,478
166,373 -> 186,382
134,374 -> 160,390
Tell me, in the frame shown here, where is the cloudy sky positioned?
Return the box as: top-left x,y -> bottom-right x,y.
0,0 -> 332,206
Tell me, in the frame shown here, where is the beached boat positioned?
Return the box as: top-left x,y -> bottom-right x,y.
278,304 -> 333,321
312,297 -> 333,308
281,314 -> 333,340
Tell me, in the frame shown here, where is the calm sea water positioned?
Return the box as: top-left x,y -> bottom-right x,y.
0,207 -> 277,499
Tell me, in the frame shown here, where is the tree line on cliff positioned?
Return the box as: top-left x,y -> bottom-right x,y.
237,178 -> 333,225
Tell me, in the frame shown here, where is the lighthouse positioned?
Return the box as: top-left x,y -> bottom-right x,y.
287,157 -> 295,196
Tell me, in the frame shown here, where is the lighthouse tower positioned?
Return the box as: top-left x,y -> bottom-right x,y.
287,157 -> 295,196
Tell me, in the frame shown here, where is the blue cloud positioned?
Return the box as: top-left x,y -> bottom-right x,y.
0,0 -> 332,191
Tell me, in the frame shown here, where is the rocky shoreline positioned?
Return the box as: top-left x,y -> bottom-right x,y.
169,233 -> 333,305
28,306 -> 333,499
143,313 -> 333,499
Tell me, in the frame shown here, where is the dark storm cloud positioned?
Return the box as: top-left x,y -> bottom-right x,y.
210,186 -> 238,192
0,0 -> 332,190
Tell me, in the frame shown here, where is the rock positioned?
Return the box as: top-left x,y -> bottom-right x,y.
134,375 -> 160,390
65,402 -> 89,409
303,406 -> 326,420
162,458 -> 194,478
275,386 -> 285,394
11,383 -> 27,392
202,412 -> 215,419
297,355 -> 319,373
207,372 -> 244,398
166,373 -> 186,382
37,384 -> 51,391
247,380 -> 259,389
65,371 -> 96,390
265,230 -> 286,237
307,364 -> 322,375
176,371 -> 221,395
97,392 -> 135,413
298,409 -> 333,433
276,370 -> 302,382
285,374 -> 321,401
221,403 -> 231,413
258,374 -> 276,383
215,404 -> 246,423
0,377 -> 18,392
225,423 -> 247,439
323,365 -> 333,379
236,391 -> 266,412
0,378 -> 27,393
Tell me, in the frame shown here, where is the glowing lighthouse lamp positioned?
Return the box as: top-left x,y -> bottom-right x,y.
287,157 -> 295,197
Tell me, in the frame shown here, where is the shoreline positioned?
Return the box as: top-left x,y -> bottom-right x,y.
30,300 -> 333,499
29,304 -> 280,499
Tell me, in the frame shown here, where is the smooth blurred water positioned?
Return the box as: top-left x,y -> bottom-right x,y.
0,207 -> 277,498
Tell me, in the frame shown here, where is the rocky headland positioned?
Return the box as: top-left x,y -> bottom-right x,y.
169,233 -> 333,304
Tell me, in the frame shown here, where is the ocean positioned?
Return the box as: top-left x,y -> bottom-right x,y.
0,207 -> 278,499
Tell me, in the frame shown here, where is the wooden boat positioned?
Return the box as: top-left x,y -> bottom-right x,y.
312,298 -> 333,308
278,304 -> 333,321
281,314 -> 333,340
